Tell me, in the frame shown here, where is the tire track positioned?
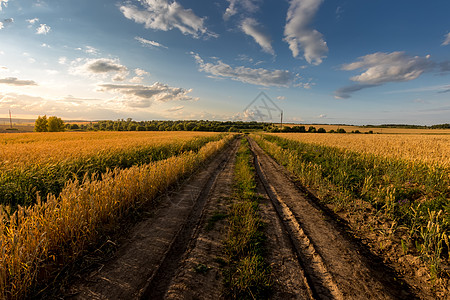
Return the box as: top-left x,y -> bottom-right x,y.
248,137 -> 414,300
139,139 -> 241,299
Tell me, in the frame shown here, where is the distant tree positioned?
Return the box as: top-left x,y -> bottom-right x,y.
70,124 -> 79,130
337,128 -> 346,134
47,116 -> 65,132
34,115 -> 48,132
317,128 -> 326,133
308,126 -> 316,133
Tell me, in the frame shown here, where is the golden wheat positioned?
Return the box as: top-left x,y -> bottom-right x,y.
0,131 -> 220,168
269,133 -> 450,167
0,135 -> 233,299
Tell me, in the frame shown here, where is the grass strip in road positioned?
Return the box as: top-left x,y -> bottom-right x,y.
223,138 -> 272,299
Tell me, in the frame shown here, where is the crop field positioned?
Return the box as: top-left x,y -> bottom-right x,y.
269,132 -> 450,167
0,131 -> 233,299
0,131 -> 222,207
0,131 -> 220,167
0,131 -> 448,299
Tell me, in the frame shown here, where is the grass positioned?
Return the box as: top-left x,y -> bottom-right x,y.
223,138 -> 272,299
0,135 -> 233,299
253,134 -> 449,280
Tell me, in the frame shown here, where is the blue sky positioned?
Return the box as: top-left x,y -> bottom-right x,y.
0,0 -> 449,125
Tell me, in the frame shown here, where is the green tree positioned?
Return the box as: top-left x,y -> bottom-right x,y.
34,115 -> 48,132
47,116 -> 65,132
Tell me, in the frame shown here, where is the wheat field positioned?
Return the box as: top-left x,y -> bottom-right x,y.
0,131 -> 220,168
270,133 -> 450,167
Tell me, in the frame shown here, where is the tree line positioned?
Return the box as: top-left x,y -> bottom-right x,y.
34,115 -> 65,132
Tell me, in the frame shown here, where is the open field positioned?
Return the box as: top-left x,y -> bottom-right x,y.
0,132 -> 222,208
0,132 -> 448,299
0,131 -> 220,167
278,124 -> 450,135
269,132 -> 450,167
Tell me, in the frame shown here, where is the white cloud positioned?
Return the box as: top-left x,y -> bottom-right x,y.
120,0 -> 216,38
85,46 -> 99,54
135,68 -> 149,76
342,52 -> 434,84
0,77 -> 37,86
0,0 -> 8,11
276,96 -> 286,100
318,114 -> 327,118
98,82 -> 197,108
335,51 -> 435,98
442,33 -> 450,46
192,53 -> 296,87
224,0 -> 261,20
70,58 -> 130,82
0,18 -> 13,29
26,18 -> 39,24
87,59 -> 127,73
58,57 -> 67,64
284,0 -> 328,65
41,43 -> 50,48
36,24 -> 51,35
241,18 -> 274,55
135,36 -> 168,49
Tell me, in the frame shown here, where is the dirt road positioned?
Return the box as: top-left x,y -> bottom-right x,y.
62,136 -> 418,299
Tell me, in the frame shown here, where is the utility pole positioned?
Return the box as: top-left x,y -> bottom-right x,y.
280,111 -> 283,129
9,110 -> 12,129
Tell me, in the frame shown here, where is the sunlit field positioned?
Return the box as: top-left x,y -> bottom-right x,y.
0,133 -> 233,299
0,131 -> 220,168
269,133 -> 450,167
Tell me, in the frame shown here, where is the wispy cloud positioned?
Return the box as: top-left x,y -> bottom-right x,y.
192,53 -> 296,87
36,24 -> 51,35
135,36 -> 168,49
241,18 -> 274,55
335,51 -> 435,98
120,0 -> 216,38
167,105 -> 184,112
442,32 -> 450,46
0,0 -> 8,11
98,82 -> 197,108
26,18 -> 39,24
223,0 -> 261,20
284,0 -> 328,65
0,77 -> 37,86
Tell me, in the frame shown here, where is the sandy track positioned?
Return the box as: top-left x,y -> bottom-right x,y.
162,137 -> 239,299
248,137 -> 416,300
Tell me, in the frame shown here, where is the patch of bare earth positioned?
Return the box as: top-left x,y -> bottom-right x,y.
64,139 -> 239,300
249,137 -> 416,300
